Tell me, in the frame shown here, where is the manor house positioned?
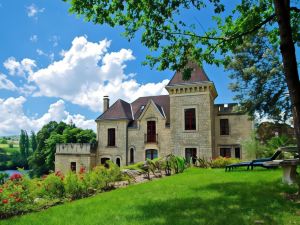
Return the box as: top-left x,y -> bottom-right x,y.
55,62 -> 253,173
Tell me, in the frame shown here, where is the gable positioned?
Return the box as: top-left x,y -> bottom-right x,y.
137,100 -> 166,121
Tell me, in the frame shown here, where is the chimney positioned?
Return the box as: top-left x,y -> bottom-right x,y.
103,96 -> 109,112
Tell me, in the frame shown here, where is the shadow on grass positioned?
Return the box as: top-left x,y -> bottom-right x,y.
126,180 -> 298,225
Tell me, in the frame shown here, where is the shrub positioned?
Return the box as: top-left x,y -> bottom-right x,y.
64,172 -> 86,200
211,157 -> 241,168
0,173 -> 33,218
42,173 -> 65,199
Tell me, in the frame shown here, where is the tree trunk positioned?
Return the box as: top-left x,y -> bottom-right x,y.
273,0 -> 300,155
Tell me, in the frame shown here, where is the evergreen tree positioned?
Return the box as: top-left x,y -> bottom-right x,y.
30,131 -> 37,152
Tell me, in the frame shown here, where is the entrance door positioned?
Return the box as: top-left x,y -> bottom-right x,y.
147,121 -> 156,142
70,162 -> 76,172
220,148 -> 231,158
185,148 -> 197,164
145,149 -> 158,160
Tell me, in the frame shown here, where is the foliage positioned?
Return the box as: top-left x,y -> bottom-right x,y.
0,161 -> 123,218
30,131 -> 37,153
225,29 -> 291,121
242,132 -> 270,159
28,121 -> 96,177
0,173 -> 8,185
257,122 -> 295,144
210,157 -> 241,168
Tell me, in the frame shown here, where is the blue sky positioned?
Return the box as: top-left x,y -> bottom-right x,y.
0,0 -> 238,136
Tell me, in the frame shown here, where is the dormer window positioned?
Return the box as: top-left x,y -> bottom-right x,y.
140,105 -> 145,111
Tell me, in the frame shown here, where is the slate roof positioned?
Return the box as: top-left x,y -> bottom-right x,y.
167,61 -> 210,86
96,95 -> 170,126
96,99 -> 133,120
96,63 -> 211,125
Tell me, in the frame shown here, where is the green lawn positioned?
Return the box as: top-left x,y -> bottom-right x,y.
1,168 -> 299,225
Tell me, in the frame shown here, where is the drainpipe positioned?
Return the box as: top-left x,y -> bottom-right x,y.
126,122 -> 128,166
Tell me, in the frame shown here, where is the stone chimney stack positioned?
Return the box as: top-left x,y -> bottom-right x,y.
103,96 -> 109,112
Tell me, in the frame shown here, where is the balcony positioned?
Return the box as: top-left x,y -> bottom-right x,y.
144,133 -> 158,144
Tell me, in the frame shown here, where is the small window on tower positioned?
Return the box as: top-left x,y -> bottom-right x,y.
107,128 -> 116,146
184,108 -> 196,130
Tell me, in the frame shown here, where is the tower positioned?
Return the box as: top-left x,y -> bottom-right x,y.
165,62 -> 218,160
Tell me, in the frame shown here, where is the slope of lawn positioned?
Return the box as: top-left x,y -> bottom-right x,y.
1,168 -> 299,225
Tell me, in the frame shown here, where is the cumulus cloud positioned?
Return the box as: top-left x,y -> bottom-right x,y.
0,73 -> 17,91
29,36 -> 169,112
3,57 -> 36,76
26,4 -> 44,19
0,97 -> 95,136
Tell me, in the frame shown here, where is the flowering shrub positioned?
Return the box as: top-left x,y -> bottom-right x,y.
0,173 -> 33,218
211,157 -> 241,168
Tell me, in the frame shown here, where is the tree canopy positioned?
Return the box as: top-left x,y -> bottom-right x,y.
64,0 -> 300,152
28,121 -> 96,177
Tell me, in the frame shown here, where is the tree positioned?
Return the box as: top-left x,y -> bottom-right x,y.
30,131 -> 37,152
64,0 -> 300,153
225,29 -> 291,122
28,121 -> 97,177
19,130 -> 26,158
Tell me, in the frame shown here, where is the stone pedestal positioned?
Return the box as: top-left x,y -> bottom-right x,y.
280,159 -> 299,185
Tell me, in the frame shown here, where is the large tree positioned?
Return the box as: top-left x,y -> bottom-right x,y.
64,0 -> 300,152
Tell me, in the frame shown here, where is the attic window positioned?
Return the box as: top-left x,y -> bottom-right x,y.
140,105 -> 145,111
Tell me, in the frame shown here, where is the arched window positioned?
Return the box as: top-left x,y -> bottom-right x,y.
130,148 -> 134,164
116,158 -> 121,167
145,149 -> 158,160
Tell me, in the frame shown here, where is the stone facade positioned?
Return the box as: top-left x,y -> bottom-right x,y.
55,143 -> 96,174
55,64 -> 253,172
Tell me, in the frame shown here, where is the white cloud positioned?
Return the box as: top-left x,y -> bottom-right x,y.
36,49 -> 54,61
30,35 -> 38,42
29,36 -> 169,112
0,73 -> 17,91
0,97 -> 95,136
26,4 -> 44,19
3,57 -> 36,77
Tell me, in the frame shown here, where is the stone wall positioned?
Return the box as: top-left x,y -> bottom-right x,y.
96,120 -> 128,166
213,105 -> 254,159
128,101 -> 171,163
168,85 -> 215,160
55,143 -> 96,174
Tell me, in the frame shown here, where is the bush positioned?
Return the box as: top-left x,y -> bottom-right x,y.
211,157 -> 241,168
42,173 -> 65,199
64,172 -> 86,200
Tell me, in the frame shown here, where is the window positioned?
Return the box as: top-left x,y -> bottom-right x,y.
101,158 -> 110,168
220,148 -> 231,158
146,121 -> 156,142
116,158 -> 121,167
184,108 -> 196,130
107,128 -> 116,146
235,147 -> 241,159
185,148 -> 197,164
130,148 -> 134,164
145,149 -> 158,160
220,119 -> 229,135
70,162 -> 76,172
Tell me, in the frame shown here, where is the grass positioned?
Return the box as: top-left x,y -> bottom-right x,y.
1,168 -> 299,225
0,144 -> 19,154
